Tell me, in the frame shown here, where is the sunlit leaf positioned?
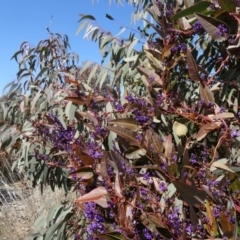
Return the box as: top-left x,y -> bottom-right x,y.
75,186 -> 108,207
125,147 -> 146,159
195,122 -> 218,141
171,1 -> 211,20
173,121 -> 188,137
205,200 -> 218,237
108,118 -> 138,131
163,134 -> 173,160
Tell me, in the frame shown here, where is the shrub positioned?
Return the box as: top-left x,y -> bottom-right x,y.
1,0 -> 240,239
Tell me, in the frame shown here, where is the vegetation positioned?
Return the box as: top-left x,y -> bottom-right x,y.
1,0 -> 240,239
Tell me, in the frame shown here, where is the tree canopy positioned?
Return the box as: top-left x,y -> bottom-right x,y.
1,0 -> 240,239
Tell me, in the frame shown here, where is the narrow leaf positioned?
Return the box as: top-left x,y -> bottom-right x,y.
187,49 -> 201,83
106,14 -> 114,20
65,96 -> 85,105
195,122 -> 218,141
199,82 -> 215,102
163,134 -> 173,160
107,126 -> 138,146
171,1 -> 211,20
78,14 -> 96,22
75,186 -> 108,206
108,118 -> 138,131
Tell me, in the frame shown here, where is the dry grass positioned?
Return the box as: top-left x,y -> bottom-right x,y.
0,153 -> 75,240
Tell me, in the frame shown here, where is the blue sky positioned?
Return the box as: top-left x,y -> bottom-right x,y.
0,0 -> 142,93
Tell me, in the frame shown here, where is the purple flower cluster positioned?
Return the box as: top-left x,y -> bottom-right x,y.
168,208 -> 182,235
193,21 -> 204,33
87,140 -> 103,159
84,202 -> 105,235
171,43 -> 187,53
216,24 -> 228,36
132,108 -> 149,125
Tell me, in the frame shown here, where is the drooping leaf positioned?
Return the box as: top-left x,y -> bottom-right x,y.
199,82 -> 215,102
205,200 -> 218,237
108,118 -> 138,131
171,1 -> 211,20
107,126 -> 139,146
65,96 -> 85,105
195,122 -> 218,141
211,161 -> 236,174
145,129 -> 164,153
125,147 -> 146,159
75,186 -> 108,208
220,212 -> 234,238
173,181 -> 207,205
195,13 -> 230,42
78,14 -> 96,22
187,49 -> 201,83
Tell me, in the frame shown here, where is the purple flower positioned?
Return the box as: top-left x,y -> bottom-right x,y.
159,181 -> 167,192
143,228 -> 153,240
140,187 -> 147,196
171,45 -> 179,53
136,132 -> 143,142
168,208 -> 182,235
216,24 -> 228,36
190,153 -> 197,164
148,75 -> 155,83
231,130 -> 240,138
193,21 -> 204,33
179,43 -> 187,52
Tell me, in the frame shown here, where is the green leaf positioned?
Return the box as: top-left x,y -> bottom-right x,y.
127,38 -> 138,57
107,125 -> 139,146
218,0 -> 235,12
76,21 -> 89,35
171,1 -> 211,20
47,204 -> 63,227
173,181 -> 207,205
45,219 -> 65,240
108,118 -> 138,131
65,101 -> 77,124
106,14 -> 114,20
78,14 -> 96,22
195,13 -> 230,42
